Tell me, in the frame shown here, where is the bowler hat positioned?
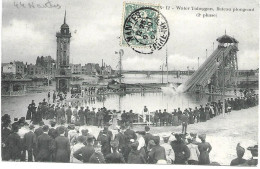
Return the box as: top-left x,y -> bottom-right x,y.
130,141 -> 139,149
145,125 -> 150,131
42,125 -> 49,132
247,145 -> 258,151
39,121 -> 45,126
58,126 -> 66,134
29,124 -> 35,129
153,136 -> 160,145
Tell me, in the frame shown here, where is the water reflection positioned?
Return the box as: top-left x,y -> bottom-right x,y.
68,92 -> 223,114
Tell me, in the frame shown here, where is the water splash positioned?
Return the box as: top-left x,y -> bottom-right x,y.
161,83 -> 186,95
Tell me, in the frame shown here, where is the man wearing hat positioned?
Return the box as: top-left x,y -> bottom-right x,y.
105,139 -> 125,163
143,126 -> 154,149
34,121 -> 44,138
114,125 -> 127,159
5,125 -> 22,161
66,106 -> 72,124
12,118 -> 19,129
148,136 -> 166,164
230,143 -> 247,166
48,121 -> 58,139
36,125 -> 54,162
89,143 -> 106,163
128,141 -> 146,164
97,125 -> 113,156
121,110 -> 127,126
247,145 -> 258,166
54,126 -> 71,162
181,111 -> 189,134
170,133 -> 190,164
161,135 -> 175,164
23,124 -> 37,162
73,134 -> 95,163
124,125 -> 137,161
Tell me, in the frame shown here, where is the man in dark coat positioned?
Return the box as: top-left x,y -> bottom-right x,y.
48,105 -> 55,120
53,92 -> 56,103
6,125 -> 22,161
89,143 -> 106,163
73,135 -> 95,163
230,143 -> 247,166
171,133 -> 190,164
148,136 -> 166,164
153,110 -> 159,126
121,110 -> 127,125
48,121 -> 58,139
181,112 -> 189,134
56,107 -> 63,125
143,126 -> 154,148
128,110 -> 134,128
66,106 -> 72,124
162,109 -> 168,126
124,125 -> 137,161
36,125 -> 54,162
97,108 -> 104,128
177,108 -> 182,123
84,106 -> 90,125
78,107 -> 85,126
105,139 -> 125,163
23,124 -> 37,162
34,121 -> 44,138
1,120 -> 11,161
12,118 -> 19,129
97,125 -> 113,156
114,126 -> 127,159
128,141 -> 146,164
54,126 -> 70,162
90,108 -> 96,126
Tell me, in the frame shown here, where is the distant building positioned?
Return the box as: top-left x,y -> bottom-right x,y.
2,61 -> 25,76
70,64 -> 82,74
2,62 -> 16,74
27,64 -> 46,76
85,63 -> 98,75
36,56 -> 56,75
14,61 -> 25,75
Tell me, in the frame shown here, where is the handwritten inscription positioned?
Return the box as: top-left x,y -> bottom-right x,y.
14,0 -> 61,9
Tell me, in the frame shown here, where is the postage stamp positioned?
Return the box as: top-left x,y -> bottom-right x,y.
121,2 -> 170,54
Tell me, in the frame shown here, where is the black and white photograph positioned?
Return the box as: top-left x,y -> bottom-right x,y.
1,0 -> 259,167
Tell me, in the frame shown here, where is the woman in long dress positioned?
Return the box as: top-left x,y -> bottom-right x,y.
198,134 -> 212,165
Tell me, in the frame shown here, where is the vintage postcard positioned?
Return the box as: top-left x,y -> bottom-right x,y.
1,0 -> 259,167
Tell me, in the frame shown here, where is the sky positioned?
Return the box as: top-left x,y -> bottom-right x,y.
2,0 -> 259,70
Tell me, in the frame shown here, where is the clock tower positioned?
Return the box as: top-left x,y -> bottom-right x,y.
55,11 -> 72,93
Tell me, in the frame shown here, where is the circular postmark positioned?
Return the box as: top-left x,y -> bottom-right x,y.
123,7 -> 170,54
